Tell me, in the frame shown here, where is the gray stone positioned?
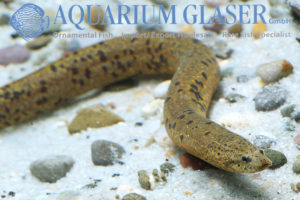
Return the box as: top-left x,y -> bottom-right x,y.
30,155 -> 75,183
270,6 -> 290,18
281,104 -> 300,122
292,159 -> 300,173
253,135 -> 276,149
150,0 -> 169,9
225,93 -> 245,103
283,118 -> 296,131
264,149 -> 287,169
66,39 -> 81,52
137,18 -> 163,32
138,170 -> 151,190
0,14 -> 10,25
221,67 -> 234,79
160,162 -> 175,174
122,193 -> 146,200
269,0 -> 285,6
254,85 -> 287,111
26,35 -> 52,50
44,9 -> 62,34
290,0 -> 300,18
0,45 -> 30,66
236,75 -> 249,83
203,36 -> 233,59
291,107 -> 300,122
281,104 -> 296,118
91,140 -> 125,166
57,191 -> 80,200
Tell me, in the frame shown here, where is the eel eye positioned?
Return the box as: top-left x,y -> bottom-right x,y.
242,156 -> 252,163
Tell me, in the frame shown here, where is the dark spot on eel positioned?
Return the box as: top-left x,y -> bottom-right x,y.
202,72 -> 207,79
50,65 -> 57,72
180,135 -> 184,142
186,120 -> 193,125
205,132 -> 210,135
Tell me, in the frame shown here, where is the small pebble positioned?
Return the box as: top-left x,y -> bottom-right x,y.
290,0 -> 300,18
144,136 -> 156,147
204,0 -> 228,7
135,122 -> 143,126
63,39 -> 81,52
8,191 -> 15,197
253,135 -> 276,149
57,190 -> 80,200
142,99 -> 164,118
283,118 -> 296,131
292,158 -> 300,173
1,0 -> 13,5
221,67 -> 233,79
263,149 -> 287,169
85,6 -> 106,31
256,60 -> 293,83
0,14 -> 10,25
291,107 -> 300,122
225,93 -> 245,103
269,0 -> 285,6
184,190 -> 193,196
44,10 -> 62,34
228,23 -> 243,37
106,102 -> 116,109
281,104 -> 296,118
160,162 -> 175,174
91,140 -> 125,166
294,134 -> 300,147
137,18 -> 163,32
152,169 -> 160,182
138,170 -> 151,190
270,6 -> 290,18
82,179 -> 101,189
150,0 -> 169,9
236,75 -> 249,83
254,85 -> 287,111
252,20 -> 267,39
179,25 -> 195,34
153,80 -> 170,99
30,155 -> 75,183
68,105 -> 124,134
160,171 -> 167,182
0,45 -> 30,66
297,182 -> 300,191
202,36 -> 233,59
180,153 -> 212,170
122,193 -> 146,200
203,16 -> 225,34
26,35 -> 52,50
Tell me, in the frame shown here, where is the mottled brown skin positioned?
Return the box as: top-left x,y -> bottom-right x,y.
0,32 -> 271,173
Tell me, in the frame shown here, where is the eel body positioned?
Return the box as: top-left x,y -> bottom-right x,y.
0,32 -> 271,172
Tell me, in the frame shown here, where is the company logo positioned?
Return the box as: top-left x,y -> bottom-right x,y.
10,3 -> 292,41
9,3 -> 49,41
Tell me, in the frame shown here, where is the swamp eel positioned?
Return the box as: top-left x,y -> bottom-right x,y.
0,32 -> 271,172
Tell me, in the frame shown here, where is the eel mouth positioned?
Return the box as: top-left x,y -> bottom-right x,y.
259,156 -> 272,171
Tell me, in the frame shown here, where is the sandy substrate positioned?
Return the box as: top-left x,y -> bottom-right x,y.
0,0 -> 300,199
